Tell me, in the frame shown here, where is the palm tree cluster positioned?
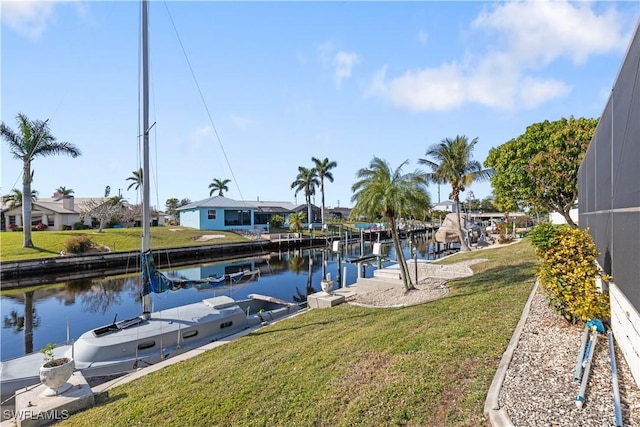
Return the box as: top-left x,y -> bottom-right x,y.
290,157 -> 337,227
350,135 -> 492,291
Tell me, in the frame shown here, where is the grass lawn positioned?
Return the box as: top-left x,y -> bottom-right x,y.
0,227 -> 250,261
60,240 -> 537,427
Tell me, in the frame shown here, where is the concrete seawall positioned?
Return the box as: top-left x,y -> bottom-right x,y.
1,238 -> 330,289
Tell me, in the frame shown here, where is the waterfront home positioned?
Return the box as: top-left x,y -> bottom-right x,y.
177,195 -> 321,231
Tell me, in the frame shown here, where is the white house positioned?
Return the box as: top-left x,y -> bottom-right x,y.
432,200 -> 457,213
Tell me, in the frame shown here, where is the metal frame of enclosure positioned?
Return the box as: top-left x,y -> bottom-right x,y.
578,19 -> 640,387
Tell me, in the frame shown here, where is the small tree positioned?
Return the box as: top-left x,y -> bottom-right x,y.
80,198 -> 125,232
269,214 -> 284,229
485,117 -> 597,227
288,212 -> 305,233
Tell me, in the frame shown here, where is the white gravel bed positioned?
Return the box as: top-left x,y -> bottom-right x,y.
499,291 -> 640,426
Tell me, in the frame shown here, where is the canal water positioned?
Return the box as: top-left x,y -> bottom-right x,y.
1,238 -> 453,361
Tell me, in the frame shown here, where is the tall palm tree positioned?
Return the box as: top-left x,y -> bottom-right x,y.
208,178 -> 231,197
1,113 -> 81,247
290,166 -> 319,226
419,135 -> 492,252
126,168 -> 143,191
351,157 -> 430,291
56,186 -> 74,196
311,157 -> 337,227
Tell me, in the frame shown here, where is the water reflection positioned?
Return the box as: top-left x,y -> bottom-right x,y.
1,237 -> 454,360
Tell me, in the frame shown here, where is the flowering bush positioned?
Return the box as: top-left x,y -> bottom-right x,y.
7,223 -> 15,231
36,222 -> 47,231
530,224 -> 610,323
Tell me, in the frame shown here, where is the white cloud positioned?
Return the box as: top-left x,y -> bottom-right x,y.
1,1 -> 56,40
187,125 -> 213,153
1,1 -> 89,40
472,0 -> 629,66
229,114 -> 256,130
417,29 -> 428,45
367,0 -> 629,112
334,51 -> 359,87
317,42 -> 359,87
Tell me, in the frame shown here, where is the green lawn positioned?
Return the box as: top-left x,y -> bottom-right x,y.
60,240 -> 537,427
0,227 -> 250,261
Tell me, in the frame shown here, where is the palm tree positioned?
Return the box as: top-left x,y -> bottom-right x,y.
126,168 -> 143,191
288,211 -> 305,233
311,157 -> 337,228
208,178 -> 231,197
1,113 -> 81,247
351,157 -> 430,291
2,188 -> 37,210
419,135 -> 492,252
56,186 -> 74,196
290,166 -> 319,226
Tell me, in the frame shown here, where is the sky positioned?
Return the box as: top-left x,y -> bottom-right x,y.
2,1 -> 639,211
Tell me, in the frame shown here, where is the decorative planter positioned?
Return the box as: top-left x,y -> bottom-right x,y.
320,280 -> 334,295
39,357 -> 75,396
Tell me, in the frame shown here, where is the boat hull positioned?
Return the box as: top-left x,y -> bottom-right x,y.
0,295 -> 299,399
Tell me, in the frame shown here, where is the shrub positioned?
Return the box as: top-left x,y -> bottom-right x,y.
73,222 -> 86,230
497,222 -> 514,244
63,236 -> 94,254
528,221 -> 558,252
35,222 -> 47,231
269,214 -> 284,229
533,226 -> 610,323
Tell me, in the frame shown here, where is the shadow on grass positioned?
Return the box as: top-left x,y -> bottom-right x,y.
31,246 -> 59,256
94,391 -> 128,406
446,261 -> 538,297
250,308 -> 378,336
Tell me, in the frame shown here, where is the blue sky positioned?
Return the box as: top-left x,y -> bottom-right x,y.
2,1 -> 639,210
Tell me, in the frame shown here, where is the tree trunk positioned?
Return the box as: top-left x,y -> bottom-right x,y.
454,198 -> 470,252
24,291 -> 34,355
22,160 -> 33,248
390,217 -> 414,291
562,209 -> 577,228
320,180 -> 325,227
306,195 -> 312,229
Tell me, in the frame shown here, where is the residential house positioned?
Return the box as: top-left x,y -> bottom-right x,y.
1,192 -> 165,231
177,195 -> 320,231
432,200 -> 457,213
1,194 -> 104,231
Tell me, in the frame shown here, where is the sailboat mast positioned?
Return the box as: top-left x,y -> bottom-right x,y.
141,0 -> 152,319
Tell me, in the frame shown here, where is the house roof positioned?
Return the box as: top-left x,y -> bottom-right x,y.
178,196 -> 299,212
1,197 -> 111,214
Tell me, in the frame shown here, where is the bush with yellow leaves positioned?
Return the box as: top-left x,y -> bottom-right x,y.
529,223 -> 610,323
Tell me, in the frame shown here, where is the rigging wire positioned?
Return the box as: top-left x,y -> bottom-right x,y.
161,1 -> 246,204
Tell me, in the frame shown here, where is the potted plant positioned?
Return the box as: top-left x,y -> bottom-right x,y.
39,343 -> 75,396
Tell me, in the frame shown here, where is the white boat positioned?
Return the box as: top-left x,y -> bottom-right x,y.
0,0 -> 298,400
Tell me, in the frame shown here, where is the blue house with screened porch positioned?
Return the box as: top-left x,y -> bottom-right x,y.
177,195 -> 320,231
